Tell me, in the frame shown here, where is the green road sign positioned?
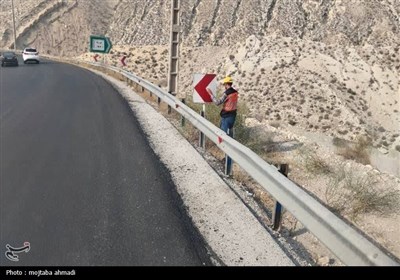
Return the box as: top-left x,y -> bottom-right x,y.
90,35 -> 112,53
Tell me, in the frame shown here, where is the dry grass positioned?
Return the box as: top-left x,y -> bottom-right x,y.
232,164 -> 253,184
335,136 -> 371,165
232,164 -> 275,210
326,164 -> 400,220
180,122 -> 200,144
207,144 -> 225,160
298,147 -> 332,175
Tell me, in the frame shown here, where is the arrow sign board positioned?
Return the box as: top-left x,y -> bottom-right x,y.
90,35 -> 112,54
121,56 -> 127,66
193,74 -> 217,103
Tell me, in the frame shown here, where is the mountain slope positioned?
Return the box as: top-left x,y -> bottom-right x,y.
0,0 -> 398,148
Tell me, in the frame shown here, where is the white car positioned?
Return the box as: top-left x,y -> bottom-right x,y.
22,48 -> 40,64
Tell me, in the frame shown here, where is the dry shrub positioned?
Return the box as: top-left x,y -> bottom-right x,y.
299,147 -> 332,175
332,137 -> 349,147
326,165 -> 400,220
336,136 -> 371,165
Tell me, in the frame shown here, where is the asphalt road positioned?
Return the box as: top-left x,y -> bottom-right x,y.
0,58 -> 211,266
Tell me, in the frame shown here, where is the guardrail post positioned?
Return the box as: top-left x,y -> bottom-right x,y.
181,98 -> 186,127
199,110 -> 205,148
157,85 -> 162,106
272,164 -> 289,230
224,128 -> 234,176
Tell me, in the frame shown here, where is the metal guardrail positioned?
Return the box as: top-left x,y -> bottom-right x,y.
53,57 -> 399,266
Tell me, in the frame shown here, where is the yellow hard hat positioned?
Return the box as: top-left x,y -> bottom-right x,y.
222,76 -> 233,84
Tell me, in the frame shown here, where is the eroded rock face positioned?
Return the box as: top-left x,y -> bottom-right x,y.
108,0 -> 400,48
1,0 -> 399,50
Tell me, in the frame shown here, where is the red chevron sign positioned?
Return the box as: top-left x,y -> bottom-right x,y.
193,74 -> 217,103
121,56 -> 127,66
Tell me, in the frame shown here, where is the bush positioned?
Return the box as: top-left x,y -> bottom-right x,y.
332,137 -> 349,147
299,147 -> 332,175
326,165 -> 400,220
336,136 -> 371,165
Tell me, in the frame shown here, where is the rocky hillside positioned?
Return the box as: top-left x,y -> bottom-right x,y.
0,0 -> 116,55
2,0 -> 399,54
110,0 -> 400,48
0,0 -> 399,151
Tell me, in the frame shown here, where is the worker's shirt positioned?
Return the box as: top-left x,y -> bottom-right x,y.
211,87 -> 238,117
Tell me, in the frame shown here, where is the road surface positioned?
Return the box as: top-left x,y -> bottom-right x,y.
0,59 -> 211,266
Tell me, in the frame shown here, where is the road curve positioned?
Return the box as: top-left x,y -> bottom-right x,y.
0,59 -> 211,266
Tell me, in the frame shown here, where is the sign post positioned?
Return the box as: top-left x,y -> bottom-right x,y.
193,74 -> 217,148
199,105 -> 206,148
